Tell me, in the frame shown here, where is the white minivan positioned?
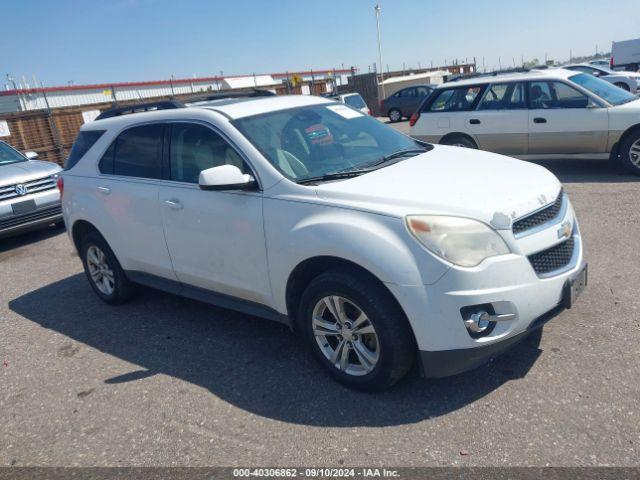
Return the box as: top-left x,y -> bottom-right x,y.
60,95 -> 586,390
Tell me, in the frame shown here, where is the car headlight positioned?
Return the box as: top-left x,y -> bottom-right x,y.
406,215 -> 510,267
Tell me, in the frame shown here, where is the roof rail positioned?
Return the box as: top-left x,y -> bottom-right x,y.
445,67 -> 548,83
95,100 -> 185,120
186,88 -> 276,104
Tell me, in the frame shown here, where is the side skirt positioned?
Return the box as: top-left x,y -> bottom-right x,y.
125,270 -> 291,327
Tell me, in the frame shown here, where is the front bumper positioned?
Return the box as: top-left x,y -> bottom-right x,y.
0,204 -> 62,237
420,264 -> 587,378
0,188 -> 62,237
419,274 -> 580,378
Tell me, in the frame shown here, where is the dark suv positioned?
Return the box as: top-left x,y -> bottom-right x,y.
381,84 -> 435,122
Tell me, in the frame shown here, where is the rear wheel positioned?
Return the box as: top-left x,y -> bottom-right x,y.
298,269 -> 415,390
388,108 -> 402,123
620,131 -> 640,175
80,231 -> 135,304
441,135 -> 478,149
614,82 -> 630,92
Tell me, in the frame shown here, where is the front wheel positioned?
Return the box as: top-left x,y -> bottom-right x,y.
298,270 -> 415,390
620,131 -> 640,175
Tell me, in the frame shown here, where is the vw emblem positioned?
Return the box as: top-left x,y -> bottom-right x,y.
15,184 -> 28,196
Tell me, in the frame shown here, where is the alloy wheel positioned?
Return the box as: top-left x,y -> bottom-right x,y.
311,295 -> 380,376
86,245 -> 115,295
629,139 -> 640,167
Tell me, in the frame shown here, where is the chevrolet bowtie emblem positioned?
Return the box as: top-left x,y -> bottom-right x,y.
558,220 -> 572,240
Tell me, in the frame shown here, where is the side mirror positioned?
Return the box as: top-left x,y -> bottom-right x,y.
586,100 -> 600,109
199,165 -> 258,191
24,151 -> 39,160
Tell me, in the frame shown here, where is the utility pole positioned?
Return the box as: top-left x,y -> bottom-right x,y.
374,4 -> 385,99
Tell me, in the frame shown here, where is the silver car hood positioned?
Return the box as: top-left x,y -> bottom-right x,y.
0,160 -> 61,188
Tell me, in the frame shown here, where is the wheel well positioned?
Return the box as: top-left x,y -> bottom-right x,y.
440,132 -> 477,147
612,124 -> 640,161
285,256 -> 406,328
71,220 -> 101,253
618,124 -> 640,149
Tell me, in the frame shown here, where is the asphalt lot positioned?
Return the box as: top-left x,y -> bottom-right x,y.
1,122 -> 639,467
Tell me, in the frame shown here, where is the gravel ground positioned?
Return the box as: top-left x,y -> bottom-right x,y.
1,127 -> 639,466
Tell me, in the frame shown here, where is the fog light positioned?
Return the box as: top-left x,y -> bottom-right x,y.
464,311 -> 492,334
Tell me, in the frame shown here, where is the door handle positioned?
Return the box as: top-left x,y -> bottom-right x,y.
164,199 -> 183,210
97,186 -> 111,195
533,117 -> 547,124
469,119 -> 481,124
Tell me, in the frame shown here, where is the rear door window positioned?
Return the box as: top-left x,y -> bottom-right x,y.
477,83 -> 526,110
112,124 -> 164,179
415,86 -> 432,97
400,88 -> 416,98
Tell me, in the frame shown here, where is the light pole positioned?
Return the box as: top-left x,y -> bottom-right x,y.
374,4 -> 385,100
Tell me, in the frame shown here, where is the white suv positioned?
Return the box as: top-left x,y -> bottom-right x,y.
61,95 -> 587,390
410,69 -> 640,175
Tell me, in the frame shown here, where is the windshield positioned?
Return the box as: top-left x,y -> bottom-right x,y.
343,94 -> 367,109
0,142 -> 27,166
570,73 -> 636,106
233,103 -> 427,182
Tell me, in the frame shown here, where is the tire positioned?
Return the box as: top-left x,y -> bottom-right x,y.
80,230 -> 136,304
614,82 -> 630,92
619,130 -> 640,176
298,269 -> 415,391
388,108 -> 402,123
441,135 -> 478,149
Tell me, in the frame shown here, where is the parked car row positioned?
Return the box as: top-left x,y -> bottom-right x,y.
562,63 -> 640,92
409,68 -> 640,175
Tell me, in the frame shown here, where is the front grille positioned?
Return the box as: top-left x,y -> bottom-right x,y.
528,237 -> 575,275
512,190 -> 564,235
0,205 -> 62,231
0,175 -> 57,202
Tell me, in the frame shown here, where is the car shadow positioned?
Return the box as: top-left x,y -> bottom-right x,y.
9,274 -> 543,427
528,158 -> 639,183
0,223 -> 65,254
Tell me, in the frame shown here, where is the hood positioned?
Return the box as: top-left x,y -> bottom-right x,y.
314,145 -> 562,228
0,160 -> 61,188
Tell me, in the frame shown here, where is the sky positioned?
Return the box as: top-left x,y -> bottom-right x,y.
3,0 -> 639,88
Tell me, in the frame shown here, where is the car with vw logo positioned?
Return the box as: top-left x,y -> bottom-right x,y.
0,140 -> 63,238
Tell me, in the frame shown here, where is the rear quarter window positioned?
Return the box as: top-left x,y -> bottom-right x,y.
65,130 -> 106,170
424,85 -> 485,112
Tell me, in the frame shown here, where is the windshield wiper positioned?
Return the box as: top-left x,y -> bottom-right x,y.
296,148 -> 427,185
362,148 -> 427,169
297,169 -> 373,185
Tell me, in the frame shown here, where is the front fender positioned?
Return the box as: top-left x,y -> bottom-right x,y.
264,199 -> 449,313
